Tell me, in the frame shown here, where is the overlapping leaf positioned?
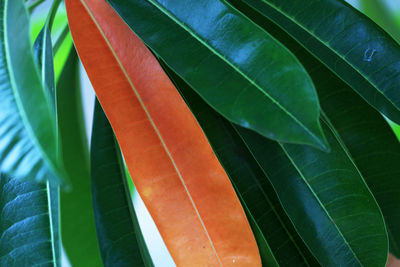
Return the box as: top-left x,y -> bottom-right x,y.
237,0 -> 400,124
231,2 -> 400,259
33,2 -> 65,263
66,0 -> 261,265
315,55 -> 400,259
0,173 -> 58,265
236,122 -> 387,267
161,51 -> 388,265
58,50 -> 102,267
107,0 -> 328,150
91,99 -> 152,267
0,0 -> 62,183
162,62 -> 320,267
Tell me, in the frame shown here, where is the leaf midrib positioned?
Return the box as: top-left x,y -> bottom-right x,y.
279,144 -> 363,266
79,1 -> 222,265
258,0 -> 399,111
247,170 -> 315,266
229,125 -> 316,266
320,112 -> 388,264
146,0 -> 324,147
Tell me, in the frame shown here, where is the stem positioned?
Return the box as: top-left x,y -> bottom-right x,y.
53,23 -> 70,55
27,0 -> 46,13
46,0 -> 62,31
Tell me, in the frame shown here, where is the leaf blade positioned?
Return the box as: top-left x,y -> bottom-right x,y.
107,0 -> 328,150
0,174 -> 57,266
66,0 -> 261,265
162,62 -> 320,267
0,0 -> 62,183
91,99 -> 152,267
317,57 -> 400,259
236,121 -> 388,266
57,49 -> 102,267
240,0 -> 400,124
232,3 -> 400,258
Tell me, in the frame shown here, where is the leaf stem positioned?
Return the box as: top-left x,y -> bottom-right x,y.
46,0 -> 62,31
53,23 -> 70,55
27,0 -> 46,13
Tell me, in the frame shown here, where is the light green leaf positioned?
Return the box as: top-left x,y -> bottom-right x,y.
0,0 -> 62,183
360,0 -> 400,44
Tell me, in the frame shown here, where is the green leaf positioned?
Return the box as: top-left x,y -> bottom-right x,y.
161,61 -> 320,267
91,99 -> 153,267
33,3 -> 64,264
0,0 -> 62,183
58,49 -> 102,267
230,4 -> 400,259
360,0 -> 400,44
315,54 -> 400,258
240,197 -> 279,267
107,0 -> 328,150
0,173 -> 58,265
53,30 -> 72,83
236,122 -> 388,266
51,4 -> 73,82
33,20 -> 56,110
48,183 -> 61,267
235,0 -> 400,125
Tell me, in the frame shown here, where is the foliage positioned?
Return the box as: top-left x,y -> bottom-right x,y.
0,0 -> 399,266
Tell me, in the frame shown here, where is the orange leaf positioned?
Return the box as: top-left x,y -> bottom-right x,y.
65,0 -> 261,265
387,254 -> 400,267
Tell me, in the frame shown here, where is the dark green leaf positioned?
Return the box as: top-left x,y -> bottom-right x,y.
316,54 -> 400,259
58,49 -> 102,267
0,173 -> 57,265
0,0 -> 62,183
236,0 -> 400,125
107,0 -> 328,150
91,99 -> 153,267
33,2 -> 64,263
229,3 -> 400,258
162,61 -> 320,267
48,183 -> 60,267
236,122 -> 387,267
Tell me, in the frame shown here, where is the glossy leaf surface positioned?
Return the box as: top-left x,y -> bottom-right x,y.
0,174 -> 57,265
107,0 -> 328,150
163,63 -> 320,267
236,123 -> 388,267
232,3 -> 400,258
239,0 -> 400,124
66,0 -> 260,265
316,58 -> 400,259
58,50 -> 102,267
91,99 -> 152,267
0,0 -> 62,183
